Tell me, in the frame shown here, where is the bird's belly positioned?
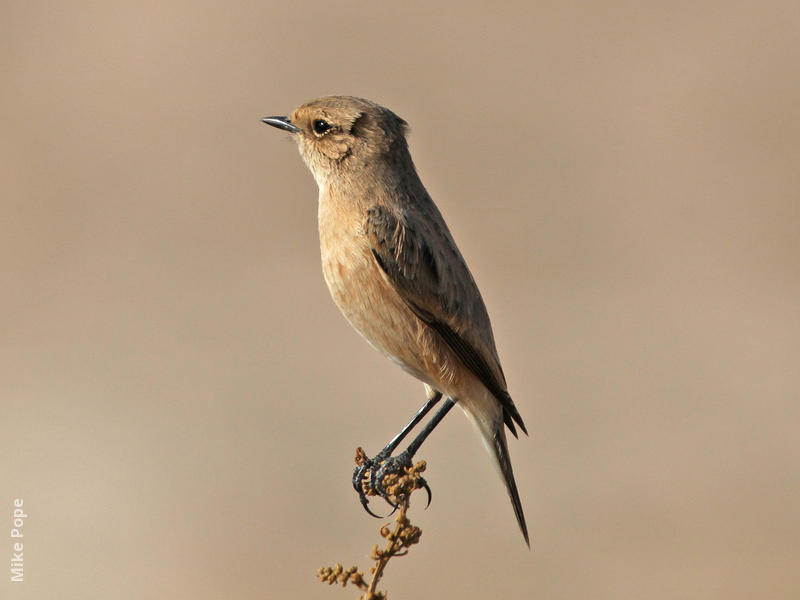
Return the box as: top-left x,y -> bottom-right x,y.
320,245 -> 435,386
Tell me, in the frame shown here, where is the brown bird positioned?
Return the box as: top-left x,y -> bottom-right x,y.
262,96 -> 529,545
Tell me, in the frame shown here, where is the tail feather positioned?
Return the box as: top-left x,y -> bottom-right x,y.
457,388 -> 529,546
492,429 -> 529,547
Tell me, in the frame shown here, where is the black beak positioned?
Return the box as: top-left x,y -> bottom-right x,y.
261,116 -> 301,133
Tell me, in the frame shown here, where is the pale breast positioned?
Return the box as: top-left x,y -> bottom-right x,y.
318,199 -> 441,387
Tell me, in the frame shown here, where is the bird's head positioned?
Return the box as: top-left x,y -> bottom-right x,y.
262,96 -> 409,187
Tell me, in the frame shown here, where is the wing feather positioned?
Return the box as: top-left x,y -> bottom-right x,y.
364,204 -> 527,437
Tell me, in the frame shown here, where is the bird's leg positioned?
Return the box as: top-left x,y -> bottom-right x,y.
373,397 -> 456,503
378,391 -> 443,459
353,391 -> 441,515
354,395 -> 456,516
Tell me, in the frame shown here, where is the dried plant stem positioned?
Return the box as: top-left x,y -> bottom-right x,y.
317,450 -> 426,600
366,495 -> 411,598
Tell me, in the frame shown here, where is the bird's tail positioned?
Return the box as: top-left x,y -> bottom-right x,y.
490,427 -> 529,546
459,388 -> 529,546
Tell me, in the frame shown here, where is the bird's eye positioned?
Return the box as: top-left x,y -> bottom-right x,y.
313,119 -> 331,134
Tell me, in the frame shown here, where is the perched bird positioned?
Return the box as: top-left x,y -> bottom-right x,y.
262,96 -> 529,545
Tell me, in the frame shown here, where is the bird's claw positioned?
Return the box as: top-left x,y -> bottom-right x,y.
352,450 -> 429,517
420,478 -> 432,508
352,451 -> 392,518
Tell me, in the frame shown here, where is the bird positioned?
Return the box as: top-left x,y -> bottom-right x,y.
262,96 -> 529,545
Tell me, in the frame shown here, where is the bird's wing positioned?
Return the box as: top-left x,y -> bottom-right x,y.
364,203 -> 527,437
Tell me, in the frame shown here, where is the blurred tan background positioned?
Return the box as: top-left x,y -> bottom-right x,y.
2,1 -> 799,598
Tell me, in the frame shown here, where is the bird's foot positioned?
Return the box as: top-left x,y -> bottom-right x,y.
352,447 -> 431,518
